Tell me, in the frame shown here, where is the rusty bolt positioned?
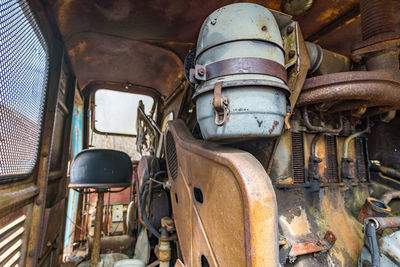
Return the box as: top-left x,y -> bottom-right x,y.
289,50 -> 296,58
261,25 -> 267,31
287,26 -> 294,34
35,199 -> 42,205
197,67 -> 205,76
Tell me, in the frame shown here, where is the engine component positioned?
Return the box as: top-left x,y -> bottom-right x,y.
359,218 -> 400,267
380,230 -> 400,265
371,163 -> 400,181
191,3 -> 290,141
305,42 -> 351,75
154,228 -> 171,267
358,197 -> 391,222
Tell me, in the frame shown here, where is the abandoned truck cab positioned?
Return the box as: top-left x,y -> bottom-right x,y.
1,0 -> 400,266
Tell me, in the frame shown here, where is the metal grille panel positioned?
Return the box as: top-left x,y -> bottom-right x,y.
0,0 -> 49,178
325,135 -> 339,183
166,131 -> 178,180
356,137 -> 367,181
291,132 -> 305,183
0,214 -> 26,266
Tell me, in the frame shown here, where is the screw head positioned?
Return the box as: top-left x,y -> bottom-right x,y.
197,68 -> 205,76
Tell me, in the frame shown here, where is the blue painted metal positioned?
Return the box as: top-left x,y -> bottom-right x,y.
64,96 -> 83,255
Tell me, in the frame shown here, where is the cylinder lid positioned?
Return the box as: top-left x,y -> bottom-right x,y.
196,3 -> 283,59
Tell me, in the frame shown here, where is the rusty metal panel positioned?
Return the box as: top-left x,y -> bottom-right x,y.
39,199 -> 65,257
0,204 -> 32,267
165,120 -> 278,267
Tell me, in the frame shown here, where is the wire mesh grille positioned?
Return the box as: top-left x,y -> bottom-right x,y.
355,137 -> 367,181
0,0 -> 49,178
291,132 -> 305,183
325,135 -> 339,183
166,131 -> 178,180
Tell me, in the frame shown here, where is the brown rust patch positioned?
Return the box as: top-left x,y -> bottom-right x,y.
320,189 -> 363,265
268,120 -> 279,134
317,8 -> 342,24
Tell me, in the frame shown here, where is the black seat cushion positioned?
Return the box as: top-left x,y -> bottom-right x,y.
69,149 -> 133,188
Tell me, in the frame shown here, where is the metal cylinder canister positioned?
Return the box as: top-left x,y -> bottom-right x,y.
191,3 -> 290,141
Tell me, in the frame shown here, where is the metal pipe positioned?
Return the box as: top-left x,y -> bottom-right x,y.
308,134 -> 323,182
343,120 -> 369,158
158,228 -> 171,267
381,191 -> 400,205
310,134 -> 322,157
297,71 -> 400,111
367,217 -> 400,231
91,191 -> 104,267
370,163 -> 400,181
302,106 -> 343,134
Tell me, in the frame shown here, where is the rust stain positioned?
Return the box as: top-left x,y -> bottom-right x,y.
68,40 -> 88,60
317,8 -> 342,24
320,189 -> 363,265
279,208 -> 312,236
268,120 -> 279,134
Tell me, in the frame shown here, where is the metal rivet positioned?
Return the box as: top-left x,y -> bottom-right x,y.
287,26 -> 294,34
35,199 -> 42,205
289,50 -> 296,58
261,25 -> 267,31
41,152 -> 48,157
29,251 -> 35,257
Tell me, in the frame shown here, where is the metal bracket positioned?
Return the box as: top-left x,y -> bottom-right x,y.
213,82 -> 229,126
288,231 -> 337,263
189,64 -> 206,84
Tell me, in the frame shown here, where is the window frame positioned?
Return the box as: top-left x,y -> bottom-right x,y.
87,83 -> 160,138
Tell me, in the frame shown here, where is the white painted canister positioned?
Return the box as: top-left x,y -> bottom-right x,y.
193,3 -> 289,141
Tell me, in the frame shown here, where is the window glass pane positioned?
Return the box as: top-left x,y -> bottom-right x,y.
94,89 -> 154,135
0,0 -> 49,178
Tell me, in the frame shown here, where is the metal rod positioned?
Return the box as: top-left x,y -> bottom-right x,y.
91,191 -> 104,267
367,217 -> 400,231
